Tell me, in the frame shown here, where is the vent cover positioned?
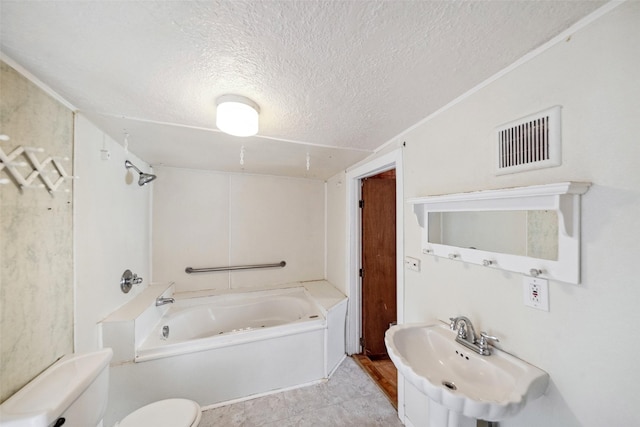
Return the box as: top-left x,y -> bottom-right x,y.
496,106 -> 562,175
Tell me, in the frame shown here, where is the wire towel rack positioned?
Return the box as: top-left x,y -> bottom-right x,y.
185,260 -> 286,274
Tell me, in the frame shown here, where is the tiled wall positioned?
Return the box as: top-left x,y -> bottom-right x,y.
0,61 -> 74,402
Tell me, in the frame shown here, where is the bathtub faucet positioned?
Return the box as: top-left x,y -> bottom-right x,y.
155,296 -> 175,306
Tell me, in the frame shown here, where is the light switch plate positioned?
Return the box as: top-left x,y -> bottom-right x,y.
523,277 -> 549,311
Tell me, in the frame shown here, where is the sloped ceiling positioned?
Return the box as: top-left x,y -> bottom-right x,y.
0,1 -> 605,179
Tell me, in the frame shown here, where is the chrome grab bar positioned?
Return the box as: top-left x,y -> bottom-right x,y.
185,260 -> 286,274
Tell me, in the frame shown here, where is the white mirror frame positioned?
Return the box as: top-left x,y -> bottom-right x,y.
409,182 -> 590,284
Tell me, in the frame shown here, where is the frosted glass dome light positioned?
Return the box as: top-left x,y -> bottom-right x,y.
216,95 -> 260,137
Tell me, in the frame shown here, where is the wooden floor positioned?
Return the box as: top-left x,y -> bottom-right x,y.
353,354 -> 398,409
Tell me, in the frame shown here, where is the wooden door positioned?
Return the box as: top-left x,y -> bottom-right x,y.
361,170 -> 397,358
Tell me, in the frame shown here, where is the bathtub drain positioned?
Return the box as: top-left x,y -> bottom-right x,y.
161,325 -> 169,340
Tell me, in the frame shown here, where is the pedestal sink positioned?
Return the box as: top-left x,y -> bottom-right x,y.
385,323 -> 549,426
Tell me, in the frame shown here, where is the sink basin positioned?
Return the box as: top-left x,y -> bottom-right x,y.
385,323 -> 548,421
0,348 -> 112,426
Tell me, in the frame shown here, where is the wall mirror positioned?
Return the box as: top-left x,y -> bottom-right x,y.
428,210 -> 558,261
409,182 -> 590,284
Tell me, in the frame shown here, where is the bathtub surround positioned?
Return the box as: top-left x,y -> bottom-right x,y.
73,114 -> 153,353
152,165 -> 325,293
0,61 -> 74,402
327,3 -> 640,426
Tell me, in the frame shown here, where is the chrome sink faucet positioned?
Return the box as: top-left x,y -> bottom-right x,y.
449,316 -> 499,356
155,296 -> 175,306
450,316 -> 476,344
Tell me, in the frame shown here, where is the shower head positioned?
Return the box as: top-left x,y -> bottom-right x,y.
125,160 -> 157,186
138,172 -> 157,186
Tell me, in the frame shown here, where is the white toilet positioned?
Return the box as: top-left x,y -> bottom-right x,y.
115,398 -> 201,427
0,348 -> 201,427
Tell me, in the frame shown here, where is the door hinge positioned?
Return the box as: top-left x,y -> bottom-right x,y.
360,337 -> 365,347
359,268 -> 364,278
359,199 -> 364,208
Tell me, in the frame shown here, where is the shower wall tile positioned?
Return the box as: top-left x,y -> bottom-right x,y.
0,61 -> 74,402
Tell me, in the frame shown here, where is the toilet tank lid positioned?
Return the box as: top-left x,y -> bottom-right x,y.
119,399 -> 201,427
0,348 -> 113,426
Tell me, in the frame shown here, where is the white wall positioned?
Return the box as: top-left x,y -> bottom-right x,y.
395,3 -> 640,426
74,114 -> 152,352
152,166 -> 325,292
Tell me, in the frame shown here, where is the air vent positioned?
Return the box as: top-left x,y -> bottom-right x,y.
496,106 -> 562,175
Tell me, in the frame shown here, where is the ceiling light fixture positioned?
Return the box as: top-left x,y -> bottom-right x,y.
216,94 -> 260,137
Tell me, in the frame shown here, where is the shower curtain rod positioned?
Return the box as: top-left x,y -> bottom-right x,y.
185,260 -> 286,274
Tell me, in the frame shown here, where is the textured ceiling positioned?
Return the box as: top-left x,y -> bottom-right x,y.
0,1 -> 605,179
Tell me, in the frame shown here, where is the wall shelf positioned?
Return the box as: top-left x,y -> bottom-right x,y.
408,182 -> 590,284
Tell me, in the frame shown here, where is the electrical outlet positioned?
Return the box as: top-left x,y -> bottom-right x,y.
523,277 -> 549,311
405,256 -> 421,272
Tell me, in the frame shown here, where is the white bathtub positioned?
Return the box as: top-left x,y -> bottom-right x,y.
101,281 -> 347,426
137,287 -> 325,361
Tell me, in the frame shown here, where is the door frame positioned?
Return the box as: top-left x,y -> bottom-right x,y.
345,149 -> 404,356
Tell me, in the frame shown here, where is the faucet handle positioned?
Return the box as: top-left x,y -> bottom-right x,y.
479,332 -> 499,346
449,317 -> 457,330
